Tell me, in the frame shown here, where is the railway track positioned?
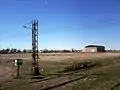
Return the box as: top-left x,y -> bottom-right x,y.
3,58 -> 120,90
2,69 -> 86,90
40,73 -> 105,90
2,68 -> 101,90
42,75 -> 87,90
22,59 -> 120,90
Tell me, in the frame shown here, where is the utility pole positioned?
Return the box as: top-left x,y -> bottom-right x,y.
31,20 -> 40,75
23,20 -> 40,75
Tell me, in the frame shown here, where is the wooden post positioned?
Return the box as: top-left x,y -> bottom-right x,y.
17,66 -> 20,79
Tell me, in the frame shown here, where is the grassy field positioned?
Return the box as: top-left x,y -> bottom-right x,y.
1,53 -> 120,90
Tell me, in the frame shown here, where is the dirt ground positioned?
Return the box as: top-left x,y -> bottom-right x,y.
1,52 -> 120,90
0,65 -> 14,82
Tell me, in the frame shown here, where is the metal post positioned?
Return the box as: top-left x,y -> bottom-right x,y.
17,66 -> 20,79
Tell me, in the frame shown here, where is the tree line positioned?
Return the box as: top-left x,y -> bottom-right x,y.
0,48 -> 81,54
0,48 -> 31,54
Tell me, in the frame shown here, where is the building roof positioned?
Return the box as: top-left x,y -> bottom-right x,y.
85,45 -> 105,48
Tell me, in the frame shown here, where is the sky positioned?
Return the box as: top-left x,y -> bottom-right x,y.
0,0 -> 120,50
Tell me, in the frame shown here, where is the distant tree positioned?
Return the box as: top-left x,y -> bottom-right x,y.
6,48 -> 10,53
26,49 -> 33,53
17,49 -> 21,53
13,48 -> 17,53
1,49 -> 5,54
43,48 -> 48,53
62,50 -> 70,53
23,49 -> 27,53
29,49 -> 32,53
10,48 -> 14,53
71,48 -> 75,52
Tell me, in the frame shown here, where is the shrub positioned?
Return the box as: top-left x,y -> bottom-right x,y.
63,60 -> 101,72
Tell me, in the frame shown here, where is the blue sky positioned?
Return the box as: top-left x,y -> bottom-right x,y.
0,0 -> 120,50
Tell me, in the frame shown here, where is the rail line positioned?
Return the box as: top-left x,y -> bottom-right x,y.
42,75 -> 88,90
111,82 -> 120,90
41,74 -> 105,90
3,59 -> 120,90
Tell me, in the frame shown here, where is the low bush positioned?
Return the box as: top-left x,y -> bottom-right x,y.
62,60 -> 101,72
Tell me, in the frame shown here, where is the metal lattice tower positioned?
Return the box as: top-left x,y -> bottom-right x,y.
31,20 -> 40,75
23,20 -> 40,75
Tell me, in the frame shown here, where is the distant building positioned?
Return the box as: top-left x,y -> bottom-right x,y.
82,45 -> 105,53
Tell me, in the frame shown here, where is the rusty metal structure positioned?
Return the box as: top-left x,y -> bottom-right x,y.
23,20 -> 40,75
31,20 -> 40,75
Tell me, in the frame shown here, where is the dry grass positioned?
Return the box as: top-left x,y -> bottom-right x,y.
1,52 -> 120,61
1,52 -> 120,90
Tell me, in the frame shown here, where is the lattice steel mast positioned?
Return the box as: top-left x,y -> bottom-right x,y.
31,20 -> 40,75
23,20 -> 40,75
